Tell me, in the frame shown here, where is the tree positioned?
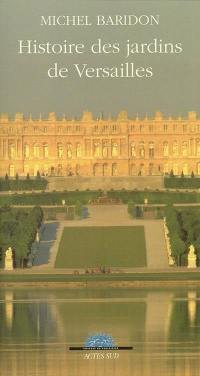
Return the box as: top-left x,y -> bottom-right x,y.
75,201 -> 83,218
26,173 -> 30,180
181,171 -> 184,178
171,234 -> 186,266
169,169 -> 174,178
191,171 -> 195,178
36,170 -> 41,179
128,201 -> 134,216
5,173 -> 9,180
15,173 -> 19,180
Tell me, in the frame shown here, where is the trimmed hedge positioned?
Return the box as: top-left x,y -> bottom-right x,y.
164,176 -> 200,189
0,178 -> 48,191
107,190 -> 200,205
0,191 -> 99,206
0,190 -> 200,206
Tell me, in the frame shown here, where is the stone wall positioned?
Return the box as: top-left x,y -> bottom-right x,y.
47,176 -> 164,191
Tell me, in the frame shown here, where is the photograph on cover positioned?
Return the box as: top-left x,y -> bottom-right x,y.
0,1 -> 200,375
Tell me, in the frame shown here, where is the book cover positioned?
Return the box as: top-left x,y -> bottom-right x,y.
0,1 -> 200,375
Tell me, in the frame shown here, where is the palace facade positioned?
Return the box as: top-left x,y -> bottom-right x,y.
0,110 -> 200,178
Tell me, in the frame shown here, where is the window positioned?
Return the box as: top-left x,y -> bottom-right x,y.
43,144 -> 48,158
94,142 -> 100,157
196,140 -> 200,156
183,124 -> 187,133
24,144 -> 30,159
183,163 -> 188,175
163,164 -> 169,174
33,144 -> 40,158
163,142 -> 169,157
102,125 -> 108,133
172,164 -> 178,175
139,142 -> 145,158
111,142 -> 118,157
9,144 -> 15,159
163,124 -> 168,133
182,141 -> 188,157
57,143 -> 63,158
112,163 -> 118,176
66,143 -> 72,159
172,141 -> 178,157
76,143 -> 82,157
149,142 -> 154,158
102,141 -> 109,157
130,142 -> 136,157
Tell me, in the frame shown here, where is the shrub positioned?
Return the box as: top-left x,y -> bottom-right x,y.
164,176 -> 200,189
0,178 -> 48,191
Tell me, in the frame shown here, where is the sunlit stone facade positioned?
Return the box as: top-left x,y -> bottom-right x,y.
0,110 -> 200,177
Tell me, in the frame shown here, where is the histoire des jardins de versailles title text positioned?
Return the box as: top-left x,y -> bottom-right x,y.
17,14 -> 184,79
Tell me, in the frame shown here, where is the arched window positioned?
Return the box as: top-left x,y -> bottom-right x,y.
130,142 -> 136,157
76,143 -> 82,158
34,165 -> 39,176
111,142 -> 118,157
57,143 -> 63,158
182,141 -> 188,157
183,163 -> 188,175
197,140 -> 200,156
24,144 -> 30,159
163,164 -> 169,174
172,141 -> 178,157
172,164 -> 178,175
149,163 -> 154,175
112,163 -> 118,176
197,163 -> 200,175
102,141 -> 109,157
94,142 -> 100,157
139,142 -> 145,158
93,163 -> 101,176
76,164 -> 80,175
24,164 -> 29,175
103,163 -> 108,176
163,142 -> 169,157
138,163 -> 145,176
149,142 -> 154,158
66,143 -> 72,159
43,143 -> 48,158
57,164 -> 63,176
9,144 -> 15,159
130,164 -> 136,176
33,144 -> 40,158
9,165 -> 15,177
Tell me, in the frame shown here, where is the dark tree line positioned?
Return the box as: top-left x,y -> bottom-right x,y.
0,206 -> 43,268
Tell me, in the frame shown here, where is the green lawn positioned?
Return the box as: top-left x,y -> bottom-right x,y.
55,226 -> 147,268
